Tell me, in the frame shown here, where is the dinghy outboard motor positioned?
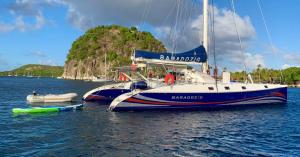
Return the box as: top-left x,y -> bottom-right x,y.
130,81 -> 148,90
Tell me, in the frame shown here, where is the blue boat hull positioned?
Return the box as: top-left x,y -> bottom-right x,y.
111,87 -> 287,111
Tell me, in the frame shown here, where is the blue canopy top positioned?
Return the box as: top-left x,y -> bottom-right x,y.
134,46 -> 207,64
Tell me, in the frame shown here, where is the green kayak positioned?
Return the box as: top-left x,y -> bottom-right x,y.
12,107 -> 59,114
12,104 -> 83,114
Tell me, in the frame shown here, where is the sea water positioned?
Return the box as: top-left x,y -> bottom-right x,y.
0,77 -> 299,157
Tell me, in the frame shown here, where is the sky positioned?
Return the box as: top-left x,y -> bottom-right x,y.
0,0 -> 299,72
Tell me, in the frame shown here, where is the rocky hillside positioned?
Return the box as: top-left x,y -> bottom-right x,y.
63,25 -> 166,80
0,64 -> 63,77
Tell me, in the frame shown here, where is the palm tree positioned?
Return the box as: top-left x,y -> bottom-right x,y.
257,64 -> 262,83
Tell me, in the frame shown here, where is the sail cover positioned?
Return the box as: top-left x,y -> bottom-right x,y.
134,46 -> 207,64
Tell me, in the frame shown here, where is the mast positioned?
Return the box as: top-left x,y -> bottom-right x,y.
105,52 -> 107,79
202,0 -> 209,74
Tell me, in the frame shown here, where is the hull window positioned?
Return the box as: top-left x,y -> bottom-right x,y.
208,87 -> 214,90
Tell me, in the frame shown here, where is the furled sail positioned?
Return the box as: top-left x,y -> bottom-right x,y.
133,46 -> 207,64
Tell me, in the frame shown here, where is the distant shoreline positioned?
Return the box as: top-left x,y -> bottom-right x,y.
0,64 -> 63,78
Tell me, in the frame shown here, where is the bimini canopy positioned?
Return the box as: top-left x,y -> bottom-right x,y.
133,46 -> 207,65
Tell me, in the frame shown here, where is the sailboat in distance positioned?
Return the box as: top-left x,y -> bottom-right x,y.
109,0 -> 287,111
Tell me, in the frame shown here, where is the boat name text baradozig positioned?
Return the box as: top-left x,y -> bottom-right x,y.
160,55 -> 201,62
171,96 -> 203,100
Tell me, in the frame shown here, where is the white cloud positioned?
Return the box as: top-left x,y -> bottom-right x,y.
38,59 -> 57,66
244,53 -> 265,70
55,1 -> 260,70
15,16 -> 26,32
58,0 -> 200,30
0,22 -> 15,32
284,53 -> 300,65
282,64 -> 290,69
155,6 -> 257,70
0,55 -> 7,65
66,6 -> 92,30
0,0 -> 49,32
0,54 -> 8,71
26,51 -> 58,66
27,51 -> 47,58
0,13 -> 46,32
1,0 -> 266,71
34,13 -> 46,29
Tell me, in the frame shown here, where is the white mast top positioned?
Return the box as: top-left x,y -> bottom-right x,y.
202,0 -> 209,74
105,52 -> 107,79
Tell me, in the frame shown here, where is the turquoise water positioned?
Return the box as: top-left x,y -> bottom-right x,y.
0,77 -> 299,156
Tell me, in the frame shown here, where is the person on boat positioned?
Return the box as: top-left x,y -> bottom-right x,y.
206,65 -> 211,75
269,74 -> 274,83
148,71 -> 153,78
32,91 -> 37,96
213,67 -> 218,79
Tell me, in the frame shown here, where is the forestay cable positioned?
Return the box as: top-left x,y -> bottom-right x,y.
230,0 -> 248,82
257,0 -> 284,83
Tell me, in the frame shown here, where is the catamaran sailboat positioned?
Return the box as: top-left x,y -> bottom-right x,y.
83,47 -> 208,103
108,0 -> 287,111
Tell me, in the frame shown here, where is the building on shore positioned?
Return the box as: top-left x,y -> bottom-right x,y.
295,80 -> 300,87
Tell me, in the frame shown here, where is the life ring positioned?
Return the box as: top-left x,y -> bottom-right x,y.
164,73 -> 175,85
119,73 -> 127,81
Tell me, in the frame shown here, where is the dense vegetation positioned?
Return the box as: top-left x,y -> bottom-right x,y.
0,64 -> 63,77
66,25 -> 166,68
231,65 -> 300,85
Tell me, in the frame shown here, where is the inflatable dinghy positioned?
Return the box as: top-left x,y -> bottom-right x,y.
27,93 -> 78,103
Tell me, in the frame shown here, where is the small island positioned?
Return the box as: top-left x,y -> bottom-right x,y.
0,64 -> 63,78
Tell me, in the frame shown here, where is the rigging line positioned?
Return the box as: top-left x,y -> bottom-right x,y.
257,0 -> 275,54
161,2 -> 177,27
140,0 -> 152,27
167,0 -> 179,52
160,2 -> 177,48
173,0 -> 187,53
257,0 -> 283,84
170,0 -> 182,74
139,0 -> 149,27
229,0 -> 248,82
171,0 -> 181,54
211,0 -> 218,91
161,2 -> 179,48
175,0 -> 184,53
177,0 -> 194,49
181,1 -> 194,34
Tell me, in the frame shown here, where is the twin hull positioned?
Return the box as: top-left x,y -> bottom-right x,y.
83,88 -> 131,102
109,84 -> 287,111
82,82 -> 131,103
